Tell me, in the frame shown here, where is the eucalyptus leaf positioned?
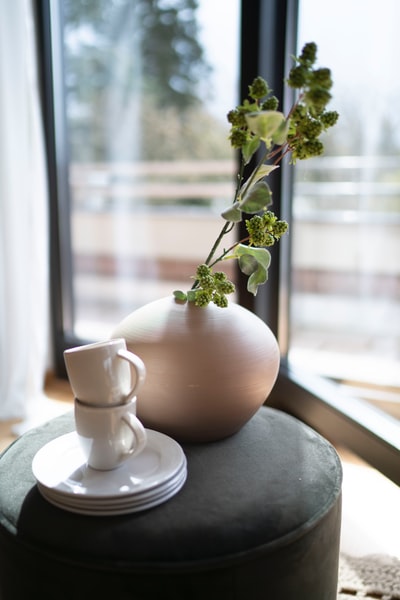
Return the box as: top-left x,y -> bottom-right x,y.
238,254 -> 258,276
242,135 -> 260,164
253,163 -> 279,181
230,243 -> 271,264
247,261 -> 269,295
232,245 -> 272,295
271,119 -> 290,145
245,111 -> 285,142
240,181 -> 272,213
173,290 -> 187,302
187,290 -> 197,302
239,164 -> 278,200
221,202 -> 242,222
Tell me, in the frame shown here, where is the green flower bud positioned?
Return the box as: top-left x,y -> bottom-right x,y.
215,273 -> 234,295
199,275 -> 215,290
294,139 -> 324,160
311,68 -> 333,89
261,96 -> 279,111
299,117 -> 323,139
252,232 -> 266,246
305,139 -> 324,157
262,211 -> 278,228
320,110 -> 339,128
246,215 -> 267,246
229,128 -> 249,149
299,42 -> 317,66
196,264 -> 211,278
263,233 -> 275,247
287,65 -> 307,88
227,109 -> 247,127
290,140 -> 307,160
273,220 -> 289,237
290,104 -> 307,123
249,76 -> 269,99
246,215 -> 263,231
212,293 -> 228,308
194,290 -> 212,307
213,271 -> 227,282
305,87 -> 332,113
216,279 -> 235,295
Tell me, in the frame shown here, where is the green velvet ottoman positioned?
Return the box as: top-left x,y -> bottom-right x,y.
0,407 -> 342,599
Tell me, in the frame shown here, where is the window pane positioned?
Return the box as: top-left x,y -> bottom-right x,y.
290,0 -> 400,421
62,0 -> 240,340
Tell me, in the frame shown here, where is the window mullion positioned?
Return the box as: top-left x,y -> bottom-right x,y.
270,360 -> 400,485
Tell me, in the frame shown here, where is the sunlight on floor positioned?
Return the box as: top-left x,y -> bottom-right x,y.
340,460 -> 400,559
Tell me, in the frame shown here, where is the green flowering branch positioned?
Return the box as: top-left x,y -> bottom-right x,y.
174,42 -> 339,307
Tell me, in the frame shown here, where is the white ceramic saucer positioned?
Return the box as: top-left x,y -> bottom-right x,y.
37,468 -> 187,516
37,461 -> 187,509
32,430 -> 187,515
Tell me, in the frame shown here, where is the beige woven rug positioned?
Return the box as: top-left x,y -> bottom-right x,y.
338,553 -> 400,599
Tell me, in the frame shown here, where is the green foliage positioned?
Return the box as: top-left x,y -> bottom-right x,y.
240,182 -> 272,214
174,265 -> 235,308
230,245 -> 271,296
245,211 -> 289,247
64,0 -> 207,111
175,42 -> 339,307
63,0 -> 213,161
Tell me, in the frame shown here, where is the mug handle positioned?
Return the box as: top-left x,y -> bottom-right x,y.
117,349 -> 146,402
121,412 -> 147,458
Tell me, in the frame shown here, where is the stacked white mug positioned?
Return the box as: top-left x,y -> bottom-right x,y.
64,338 -> 147,471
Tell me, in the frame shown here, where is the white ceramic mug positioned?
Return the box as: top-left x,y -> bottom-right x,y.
64,338 -> 146,407
74,397 -> 147,470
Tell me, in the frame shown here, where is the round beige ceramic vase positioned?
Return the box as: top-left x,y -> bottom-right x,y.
112,296 -> 280,442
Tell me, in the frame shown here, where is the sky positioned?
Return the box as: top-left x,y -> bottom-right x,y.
298,0 -> 400,150
298,0 -> 400,94
195,0 -> 400,126
195,0 -> 240,121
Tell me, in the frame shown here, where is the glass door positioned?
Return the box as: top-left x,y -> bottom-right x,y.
289,0 -> 400,423
53,0 -> 241,342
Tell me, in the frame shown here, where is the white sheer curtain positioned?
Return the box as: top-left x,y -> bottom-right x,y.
0,0 -> 49,421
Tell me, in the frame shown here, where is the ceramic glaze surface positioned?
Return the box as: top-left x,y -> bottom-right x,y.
112,296 -> 280,442
64,338 -> 146,407
74,398 -> 147,470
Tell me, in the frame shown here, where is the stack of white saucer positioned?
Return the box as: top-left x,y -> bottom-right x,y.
33,429 -> 187,516
32,339 -> 187,516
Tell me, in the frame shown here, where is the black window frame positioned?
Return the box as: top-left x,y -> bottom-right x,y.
36,0 -> 400,484
240,0 -> 399,484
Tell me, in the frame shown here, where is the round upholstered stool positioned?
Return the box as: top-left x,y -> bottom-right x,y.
0,407 -> 342,600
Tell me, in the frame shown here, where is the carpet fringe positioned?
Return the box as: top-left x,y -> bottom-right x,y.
338,553 -> 400,599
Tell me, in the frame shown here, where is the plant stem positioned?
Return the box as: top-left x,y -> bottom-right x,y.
190,135 -> 289,290
204,221 -> 233,266
208,235 -> 250,268
190,157 -> 245,290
